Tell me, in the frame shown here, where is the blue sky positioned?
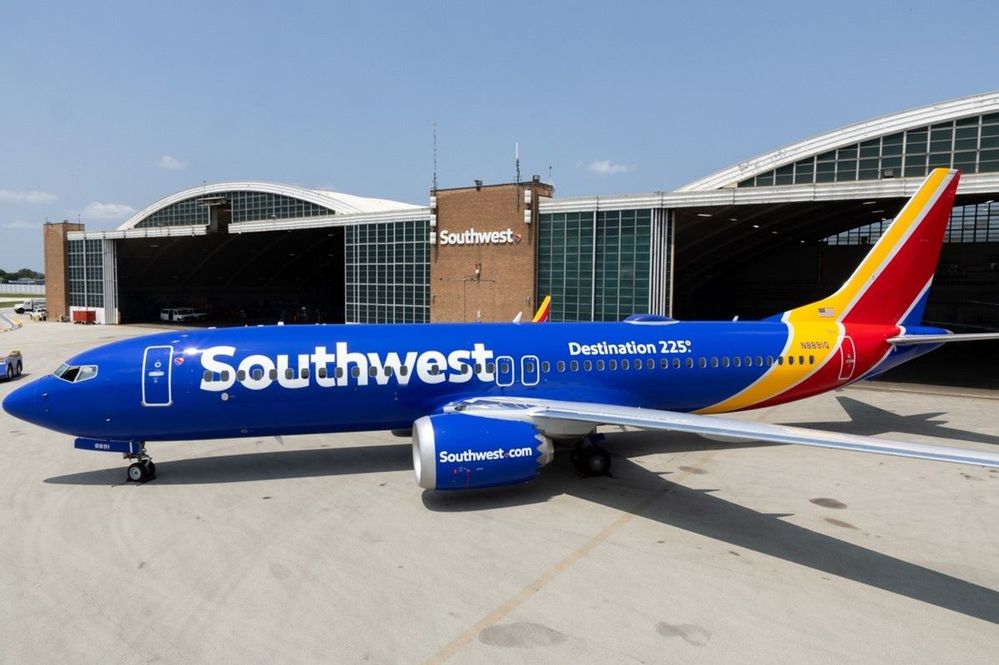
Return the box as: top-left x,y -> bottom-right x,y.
1,0 -> 997,271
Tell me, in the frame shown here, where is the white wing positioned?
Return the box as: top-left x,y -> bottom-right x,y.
446,396 -> 999,468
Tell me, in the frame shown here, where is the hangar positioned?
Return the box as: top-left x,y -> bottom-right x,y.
43,92 -> 999,383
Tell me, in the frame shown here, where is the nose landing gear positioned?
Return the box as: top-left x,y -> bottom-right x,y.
125,444 -> 156,483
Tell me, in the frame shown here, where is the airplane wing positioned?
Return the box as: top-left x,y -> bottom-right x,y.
888,332 -> 999,345
446,396 -> 999,468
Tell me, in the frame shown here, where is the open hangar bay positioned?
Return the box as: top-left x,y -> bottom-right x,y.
1,316 -> 996,664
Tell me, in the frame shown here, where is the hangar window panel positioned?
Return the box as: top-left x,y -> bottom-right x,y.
956,153 -> 978,172
345,220 -> 429,323
858,158 -> 880,180
755,171 -> 774,186
774,165 -> 794,185
859,140 -> 880,159
928,153 -> 952,168
540,209 -> 656,322
793,158 -> 814,184
815,152 -> 836,183
835,160 -> 857,182
881,133 -> 904,155
904,154 -> 927,178
904,130 -> 928,154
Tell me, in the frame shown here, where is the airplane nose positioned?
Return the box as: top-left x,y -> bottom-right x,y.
2,381 -> 37,423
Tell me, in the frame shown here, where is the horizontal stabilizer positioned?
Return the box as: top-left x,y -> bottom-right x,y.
887,332 -> 999,346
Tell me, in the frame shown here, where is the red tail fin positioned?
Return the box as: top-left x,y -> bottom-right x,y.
786,168 -> 959,326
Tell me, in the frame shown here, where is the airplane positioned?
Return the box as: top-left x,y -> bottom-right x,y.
4,168 -> 999,489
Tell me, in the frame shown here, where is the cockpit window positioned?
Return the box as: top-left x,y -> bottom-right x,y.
53,363 -> 98,383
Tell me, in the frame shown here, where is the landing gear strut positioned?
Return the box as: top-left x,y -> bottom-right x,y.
571,436 -> 612,477
125,444 -> 155,483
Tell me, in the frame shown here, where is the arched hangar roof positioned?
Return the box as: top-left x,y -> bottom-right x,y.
117,181 -> 421,231
678,91 -> 999,191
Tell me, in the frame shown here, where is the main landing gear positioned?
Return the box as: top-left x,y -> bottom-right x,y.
571,435 -> 612,477
125,444 -> 156,483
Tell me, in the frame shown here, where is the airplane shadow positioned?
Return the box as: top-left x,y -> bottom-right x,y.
785,396 -> 999,447
424,432 -> 999,624
44,444 -> 413,486
42,413 -> 999,623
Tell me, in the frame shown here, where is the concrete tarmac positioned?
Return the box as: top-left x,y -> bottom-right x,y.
1,316 -> 997,664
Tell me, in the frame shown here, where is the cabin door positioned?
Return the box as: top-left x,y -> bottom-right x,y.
838,336 -> 857,381
142,345 -> 173,407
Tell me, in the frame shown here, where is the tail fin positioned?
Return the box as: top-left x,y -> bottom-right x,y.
785,168 -> 959,326
532,295 -> 552,323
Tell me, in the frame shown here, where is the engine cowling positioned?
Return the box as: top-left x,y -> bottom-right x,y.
412,413 -> 554,490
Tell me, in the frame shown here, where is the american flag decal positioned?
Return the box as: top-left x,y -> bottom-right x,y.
818,307 -> 835,318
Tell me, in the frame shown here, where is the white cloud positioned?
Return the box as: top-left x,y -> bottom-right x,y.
586,160 -> 634,175
82,202 -> 136,220
0,189 -> 57,204
0,220 -> 39,229
155,155 -> 187,170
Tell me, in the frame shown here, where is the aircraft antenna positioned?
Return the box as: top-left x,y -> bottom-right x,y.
515,141 -> 521,185
432,121 -> 438,192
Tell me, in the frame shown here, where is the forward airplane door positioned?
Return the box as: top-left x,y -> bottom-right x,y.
142,345 -> 173,407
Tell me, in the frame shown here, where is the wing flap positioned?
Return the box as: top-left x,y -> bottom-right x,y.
449,397 -> 999,469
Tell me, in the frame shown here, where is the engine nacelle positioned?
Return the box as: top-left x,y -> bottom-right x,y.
412,413 -> 554,490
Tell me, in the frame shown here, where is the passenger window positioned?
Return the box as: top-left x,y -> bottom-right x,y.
809,355 -> 815,365
318,367 -> 327,379
647,359 -> 655,369
583,360 -> 592,371
660,358 -> 668,369
633,359 -> 642,371
285,368 -> 295,379
268,369 -> 278,380
352,367 -> 361,378
501,361 -> 511,373
237,370 -> 246,381
570,360 -> 579,372
698,357 -> 707,368
733,357 -> 741,368
557,360 -> 566,372
203,369 -> 212,382
609,359 -> 617,370
596,360 -> 605,371
686,358 -> 694,368
722,357 -> 730,368
799,355 -> 805,365
622,359 -> 630,370
778,357 -> 784,366
523,361 -> 534,373
673,358 -> 681,369
384,366 -> 393,376
400,365 -> 410,376
251,368 -> 263,380
474,363 -> 482,374
335,367 -> 344,379
757,356 -> 764,367
541,361 -> 550,373
710,357 -> 719,368
745,356 -> 752,367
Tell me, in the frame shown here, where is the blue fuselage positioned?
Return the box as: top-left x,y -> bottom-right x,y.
13,321 -> 816,442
